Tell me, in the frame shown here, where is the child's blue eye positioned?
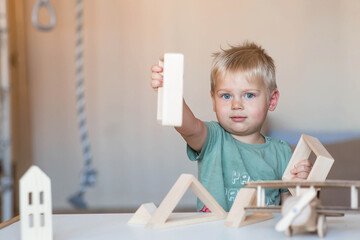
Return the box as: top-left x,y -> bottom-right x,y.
245,93 -> 255,99
222,94 -> 232,100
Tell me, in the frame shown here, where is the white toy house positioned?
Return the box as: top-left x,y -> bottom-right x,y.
20,166 -> 53,240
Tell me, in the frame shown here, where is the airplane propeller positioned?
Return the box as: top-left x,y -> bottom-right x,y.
275,187 -> 317,232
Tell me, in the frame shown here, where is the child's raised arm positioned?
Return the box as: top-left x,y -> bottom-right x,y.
150,64 -> 207,152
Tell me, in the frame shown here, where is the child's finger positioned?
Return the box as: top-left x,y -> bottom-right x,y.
291,171 -> 309,180
152,72 -> 163,81
151,79 -> 163,89
290,165 -> 312,174
151,64 -> 163,73
159,54 -> 164,62
294,159 -> 312,168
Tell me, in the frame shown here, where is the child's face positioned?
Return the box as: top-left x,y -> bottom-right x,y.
211,71 -> 278,138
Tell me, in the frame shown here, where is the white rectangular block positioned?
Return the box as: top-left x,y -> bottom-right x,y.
157,53 -> 184,126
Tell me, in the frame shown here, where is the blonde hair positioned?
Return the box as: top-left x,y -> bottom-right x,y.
210,41 -> 277,95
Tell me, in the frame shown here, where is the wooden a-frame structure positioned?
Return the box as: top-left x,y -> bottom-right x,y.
224,188 -> 273,227
129,174 -> 227,230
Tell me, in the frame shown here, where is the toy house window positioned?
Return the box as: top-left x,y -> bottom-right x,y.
40,213 -> 45,227
29,214 -> 34,228
28,192 -> 33,205
40,191 -> 44,205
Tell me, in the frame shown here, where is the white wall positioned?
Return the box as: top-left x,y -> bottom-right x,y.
23,0 -> 360,210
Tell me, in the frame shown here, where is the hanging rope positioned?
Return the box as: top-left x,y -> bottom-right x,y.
68,0 -> 97,209
31,0 -> 56,31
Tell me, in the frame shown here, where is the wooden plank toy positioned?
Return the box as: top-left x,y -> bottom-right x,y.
20,165 -> 53,240
144,174 -> 227,230
225,188 -> 273,228
157,53 -> 184,126
282,134 -> 334,195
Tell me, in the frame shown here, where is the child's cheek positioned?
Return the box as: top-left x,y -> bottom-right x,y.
254,108 -> 268,123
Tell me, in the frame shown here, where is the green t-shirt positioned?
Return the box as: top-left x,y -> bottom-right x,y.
187,121 -> 292,212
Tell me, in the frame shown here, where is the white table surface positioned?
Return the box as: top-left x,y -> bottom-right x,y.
1,213 -> 360,239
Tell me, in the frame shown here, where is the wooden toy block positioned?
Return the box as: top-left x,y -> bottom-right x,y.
282,134 -> 334,195
146,174 -> 227,230
157,53 -> 184,126
127,202 -> 157,225
20,166 -> 53,240
225,188 -> 273,228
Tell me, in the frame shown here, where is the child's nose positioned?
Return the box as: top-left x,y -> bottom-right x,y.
231,98 -> 244,110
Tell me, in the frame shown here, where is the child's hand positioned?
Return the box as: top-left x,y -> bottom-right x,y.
290,159 -> 313,180
150,64 -> 163,91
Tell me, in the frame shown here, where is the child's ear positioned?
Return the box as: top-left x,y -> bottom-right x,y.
211,91 -> 216,112
268,90 -> 279,111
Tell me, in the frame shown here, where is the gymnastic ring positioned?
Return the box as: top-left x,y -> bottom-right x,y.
31,0 -> 56,31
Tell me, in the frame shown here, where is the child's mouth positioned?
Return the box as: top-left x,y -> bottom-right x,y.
231,116 -> 247,122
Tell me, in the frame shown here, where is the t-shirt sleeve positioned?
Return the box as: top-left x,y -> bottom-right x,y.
279,141 -> 293,193
186,121 -> 218,161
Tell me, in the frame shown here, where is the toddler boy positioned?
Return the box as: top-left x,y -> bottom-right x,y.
151,42 -> 312,211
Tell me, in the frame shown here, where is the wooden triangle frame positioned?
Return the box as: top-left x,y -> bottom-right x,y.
282,134 -> 334,195
225,188 -> 273,228
128,202 -> 157,225
143,174 -> 227,229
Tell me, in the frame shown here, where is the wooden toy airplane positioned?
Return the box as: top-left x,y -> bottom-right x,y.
242,180 -> 360,238
224,134 -> 359,237
225,134 -> 335,230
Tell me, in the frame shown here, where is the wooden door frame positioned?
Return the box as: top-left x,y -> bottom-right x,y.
8,0 -> 33,216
